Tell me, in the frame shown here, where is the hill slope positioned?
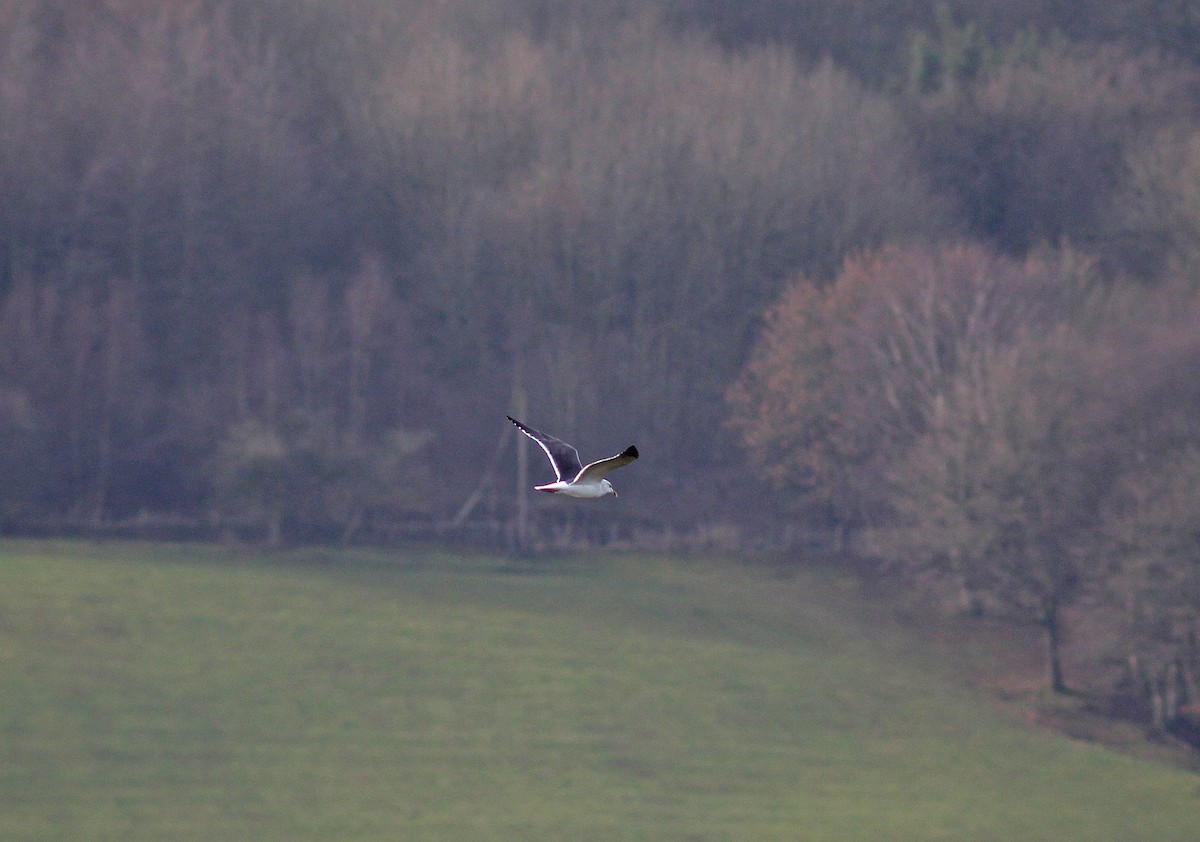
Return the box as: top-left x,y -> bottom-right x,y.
1,541 -> 1197,840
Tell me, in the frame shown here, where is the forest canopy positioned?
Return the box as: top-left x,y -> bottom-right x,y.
0,1 -> 1196,537
5,0 -> 1200,732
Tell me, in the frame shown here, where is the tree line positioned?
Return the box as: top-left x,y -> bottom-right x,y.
0,0 -> 951,532
3,0 -> 1200,731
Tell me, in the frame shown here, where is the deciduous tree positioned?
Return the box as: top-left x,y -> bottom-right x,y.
729,242 -> 1090,539
885,327 -> 1115,692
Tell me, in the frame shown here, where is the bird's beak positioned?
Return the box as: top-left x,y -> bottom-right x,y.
612,489 -> 618,497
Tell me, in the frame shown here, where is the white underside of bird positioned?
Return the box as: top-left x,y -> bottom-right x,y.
507,416 -> 639,499
532,478 -> 616,498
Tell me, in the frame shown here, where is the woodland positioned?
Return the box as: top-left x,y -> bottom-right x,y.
4,0 -> 1200,731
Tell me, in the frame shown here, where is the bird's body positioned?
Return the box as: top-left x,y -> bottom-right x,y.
507,416 -> 638,498
531,478 -> 616,499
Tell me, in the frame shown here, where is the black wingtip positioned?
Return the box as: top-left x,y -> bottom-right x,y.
624,445 -> 639,460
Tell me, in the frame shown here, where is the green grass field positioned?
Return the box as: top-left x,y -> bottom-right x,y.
1,540 -> 1198,840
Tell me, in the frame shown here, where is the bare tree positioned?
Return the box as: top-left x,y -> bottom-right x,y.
1116,127 -> 1200,277
886,327 -> 1115,692
1100,286 -> 1200,726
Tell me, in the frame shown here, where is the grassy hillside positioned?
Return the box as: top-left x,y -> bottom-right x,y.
1,540 -> 1198,840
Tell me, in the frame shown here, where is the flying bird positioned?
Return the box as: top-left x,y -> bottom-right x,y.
508,416 -> 638,498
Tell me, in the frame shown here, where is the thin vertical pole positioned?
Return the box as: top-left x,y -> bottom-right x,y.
514,374 -> 529,552
511,295 -> 533,554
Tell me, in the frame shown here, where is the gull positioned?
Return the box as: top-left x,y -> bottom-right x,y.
508,416 -> 638,498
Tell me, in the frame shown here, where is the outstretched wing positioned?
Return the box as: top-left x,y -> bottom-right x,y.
507,416 -> 583,482
574,445 -> 639,484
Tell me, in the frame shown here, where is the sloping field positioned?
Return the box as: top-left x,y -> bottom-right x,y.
1,540 -> 1197,840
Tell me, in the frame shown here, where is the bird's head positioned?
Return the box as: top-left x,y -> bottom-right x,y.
602,479 -> 617,497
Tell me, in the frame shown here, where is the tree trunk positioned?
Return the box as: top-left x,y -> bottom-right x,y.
1165,660 -> 1181,723
1045,600 -> 1068,694
513,370 -> 529,554
834,519 -> 851,554
1151,686 -> 1167,734
266,505 -> 284,549
339,509 -> 363,545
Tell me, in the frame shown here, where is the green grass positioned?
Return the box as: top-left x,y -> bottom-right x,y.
1,540 -> 1198,840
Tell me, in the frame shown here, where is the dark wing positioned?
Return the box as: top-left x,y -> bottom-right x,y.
507,416 -> 583,481
574,445 -> 639,483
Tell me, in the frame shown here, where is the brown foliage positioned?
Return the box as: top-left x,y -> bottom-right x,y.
730,240 -> 1116,689
729,242 -> 1092,526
